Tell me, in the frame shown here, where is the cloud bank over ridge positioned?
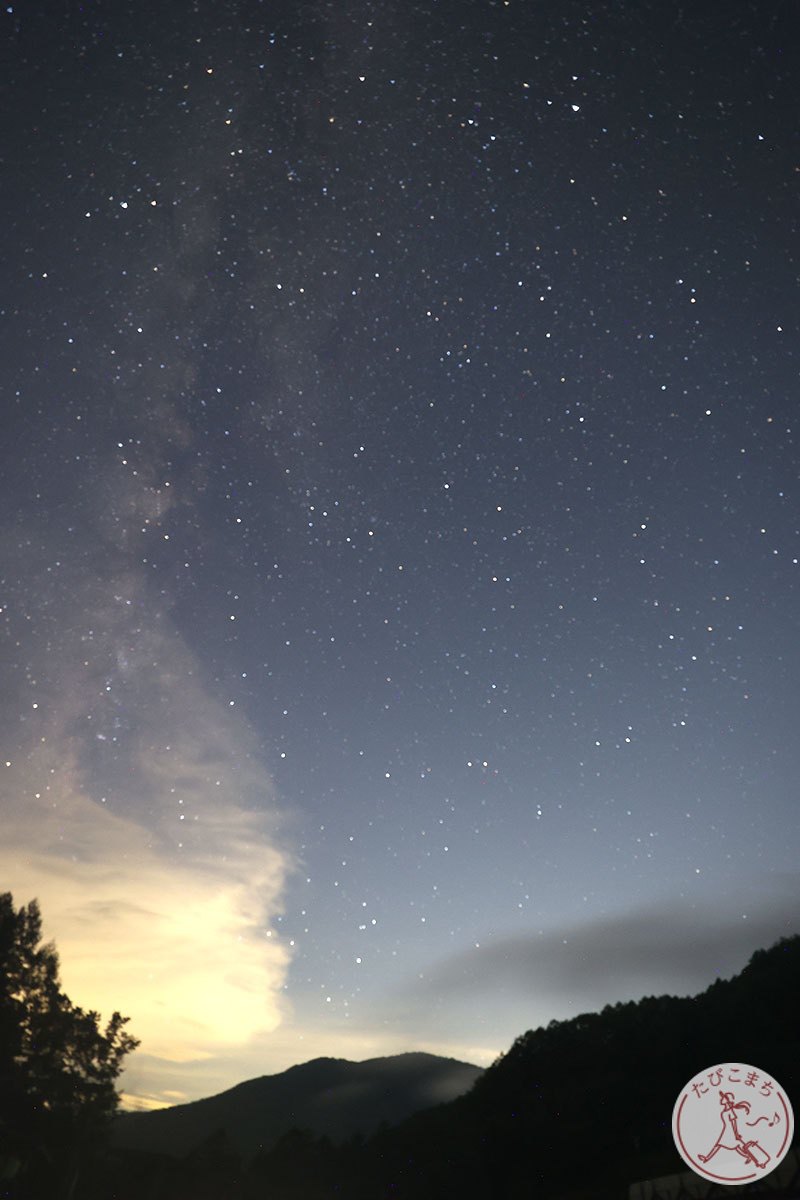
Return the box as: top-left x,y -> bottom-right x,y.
1,472 -> 295,1104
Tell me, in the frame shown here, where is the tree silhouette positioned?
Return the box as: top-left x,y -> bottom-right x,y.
42,932 -> 800,1200
0,892 -> 139,1198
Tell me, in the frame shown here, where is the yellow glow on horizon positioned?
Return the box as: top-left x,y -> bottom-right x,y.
1,758 -> 292,1068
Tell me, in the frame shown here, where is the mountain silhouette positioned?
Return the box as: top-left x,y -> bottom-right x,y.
347,934 -> 800,1199
91,935 -> 800,1198
112,1051 -> 483,1160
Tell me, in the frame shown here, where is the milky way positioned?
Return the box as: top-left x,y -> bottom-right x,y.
2,0 -> 797,1108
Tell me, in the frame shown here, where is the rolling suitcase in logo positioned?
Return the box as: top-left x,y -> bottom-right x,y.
740,1140 -> 771,1169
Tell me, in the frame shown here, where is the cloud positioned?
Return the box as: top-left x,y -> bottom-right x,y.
0,547 -> 295,1107
0,78 -> 301,1109
403,887 -> 800,1021
1,742 -> 292,1074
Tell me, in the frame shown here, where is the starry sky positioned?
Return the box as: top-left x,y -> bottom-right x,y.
2,0 -> 798,1111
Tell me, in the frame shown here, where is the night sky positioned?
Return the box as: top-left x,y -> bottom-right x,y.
2,0 -> 798,1111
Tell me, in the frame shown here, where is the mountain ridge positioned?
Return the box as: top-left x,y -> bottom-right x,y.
96,934 -> 800,1198
113,1050 -> 483,1160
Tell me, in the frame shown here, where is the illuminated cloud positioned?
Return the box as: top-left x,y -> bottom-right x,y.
2,788 -> 289,1052
0,541 -> 295,1106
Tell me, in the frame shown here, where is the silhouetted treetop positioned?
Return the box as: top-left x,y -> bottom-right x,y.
0,892 -> 139,1196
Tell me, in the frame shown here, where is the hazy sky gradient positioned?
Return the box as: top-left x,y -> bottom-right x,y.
2,0 -> 798,1107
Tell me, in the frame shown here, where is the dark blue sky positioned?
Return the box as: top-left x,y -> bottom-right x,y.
1,0 -> 798,1108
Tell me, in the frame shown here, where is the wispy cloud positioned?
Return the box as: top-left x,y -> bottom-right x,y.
0,549 -> 295,1106
0,92 -> 302,1109
400,887 -> 800,1020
